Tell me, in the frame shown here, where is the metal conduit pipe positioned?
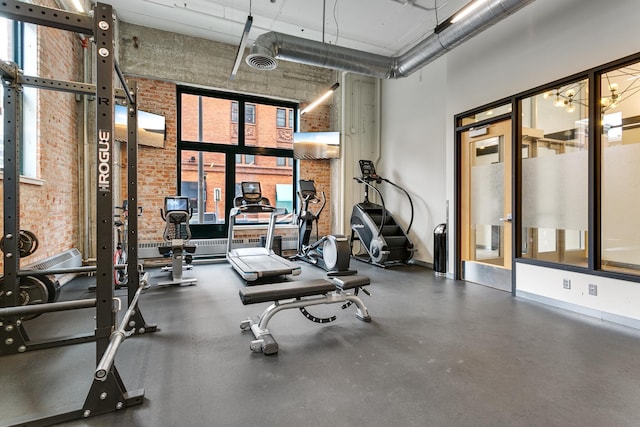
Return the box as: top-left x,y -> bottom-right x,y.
246,0 -> 535,79
94,272 -> 149,381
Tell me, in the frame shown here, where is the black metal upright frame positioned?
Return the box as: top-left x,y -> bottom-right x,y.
0,1 -> 154,424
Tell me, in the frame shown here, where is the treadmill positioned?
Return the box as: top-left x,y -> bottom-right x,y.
226,182 -> 301,283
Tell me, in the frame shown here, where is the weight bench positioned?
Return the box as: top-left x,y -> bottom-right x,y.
239,275 -> 372,355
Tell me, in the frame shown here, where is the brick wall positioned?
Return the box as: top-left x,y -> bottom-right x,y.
120,77 -> 178,243
299,105 -> 332,237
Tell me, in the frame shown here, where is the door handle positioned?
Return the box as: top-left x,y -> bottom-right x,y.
499,213 -> 513,222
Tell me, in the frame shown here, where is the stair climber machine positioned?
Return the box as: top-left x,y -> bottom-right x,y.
293,179 -> 356,276
350,160 -> 415,267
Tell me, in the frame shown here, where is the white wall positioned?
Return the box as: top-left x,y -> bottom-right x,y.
379,0 -> 640,324
378,59 -> 448,264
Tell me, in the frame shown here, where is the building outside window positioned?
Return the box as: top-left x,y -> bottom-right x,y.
276,108 -> 286,127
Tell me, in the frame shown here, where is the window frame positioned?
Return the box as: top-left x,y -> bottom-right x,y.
177,86 -> 298,239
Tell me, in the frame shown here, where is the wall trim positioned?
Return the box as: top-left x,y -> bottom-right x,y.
517,290 -> 640,331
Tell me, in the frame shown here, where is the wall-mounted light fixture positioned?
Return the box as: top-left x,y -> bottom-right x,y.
230,14 -> 253,80
300,83 -> 340,116
434,0 -> 490,34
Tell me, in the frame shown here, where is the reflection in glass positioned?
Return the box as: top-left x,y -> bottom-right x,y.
520,78 -> 589,266
601,61 -> 640,274
460,103 -> 512,126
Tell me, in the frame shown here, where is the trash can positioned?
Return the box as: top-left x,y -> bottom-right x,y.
433,223 -> 447,275
260,235 -> 282,256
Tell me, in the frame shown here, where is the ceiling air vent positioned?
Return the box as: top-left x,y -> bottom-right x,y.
246,52 -> 278,70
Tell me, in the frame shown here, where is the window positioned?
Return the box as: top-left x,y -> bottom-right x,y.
235,154 -> 255,164
246,104 -> 256,124
230,101 -> 256,124
276,157 -> 293,166
231,101 -> 238,123
1,18 -> 37,178
0,17 -> 11,162
519,79 -> 589,267
178,87 -> 297,236
600,60 -> 640,275
276,108 -> 286,127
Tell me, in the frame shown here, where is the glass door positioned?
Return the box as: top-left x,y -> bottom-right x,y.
460,119 -> 512,291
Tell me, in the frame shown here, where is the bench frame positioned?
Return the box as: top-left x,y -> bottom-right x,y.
240,277 -> 371,355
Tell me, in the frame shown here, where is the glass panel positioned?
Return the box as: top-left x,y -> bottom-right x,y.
471,137 -> 504,263
181,94 -> 238,145
244,103 -> 294,149
180,150 -> 226,224
601,60 -> 640,274
460,103 -> 512,126
520,78 -> 589,266
235,154 -> 294,224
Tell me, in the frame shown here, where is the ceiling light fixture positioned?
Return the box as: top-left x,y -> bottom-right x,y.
230,1 -> 254,80
542,82 -> 587,113
56,0 -> 85,13
434,0 -> 490,34
230,15 -> 253,80
300,83 -> 340,116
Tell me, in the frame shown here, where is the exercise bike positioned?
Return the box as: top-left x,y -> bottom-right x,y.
292,179 -> 355,276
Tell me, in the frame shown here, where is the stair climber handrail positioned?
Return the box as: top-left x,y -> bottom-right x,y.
381,178 -> 414,235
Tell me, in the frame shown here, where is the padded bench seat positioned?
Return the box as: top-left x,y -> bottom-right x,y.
239,275 -> 371,305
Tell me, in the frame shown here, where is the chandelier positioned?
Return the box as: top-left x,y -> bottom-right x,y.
600,64 -> 640,115
542,81 -> 586,113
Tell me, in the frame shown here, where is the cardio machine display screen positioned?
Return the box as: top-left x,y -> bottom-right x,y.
359,160 -> 377,178
241,182 -> 263,202
298,180 -> 316,197
165,197 -> 189,212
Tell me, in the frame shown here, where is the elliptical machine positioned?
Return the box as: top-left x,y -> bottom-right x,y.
293,179 -> 355,276
350,160 -> 415,267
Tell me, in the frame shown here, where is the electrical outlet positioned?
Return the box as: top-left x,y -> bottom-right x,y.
588,284 -> 598,296
563,279 -> 571,289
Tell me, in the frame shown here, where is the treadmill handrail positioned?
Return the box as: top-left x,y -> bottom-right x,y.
227,205 -> 287,253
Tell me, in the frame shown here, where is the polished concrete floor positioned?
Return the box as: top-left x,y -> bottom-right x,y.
3,259 -> 640,426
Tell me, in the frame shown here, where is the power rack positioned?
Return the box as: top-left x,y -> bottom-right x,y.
1,1 -> 156,424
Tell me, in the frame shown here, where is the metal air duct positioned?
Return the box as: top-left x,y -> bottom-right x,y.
246,0 -> 535,79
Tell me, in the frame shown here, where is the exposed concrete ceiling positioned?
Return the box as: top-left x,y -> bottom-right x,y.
94,0 -> 471,57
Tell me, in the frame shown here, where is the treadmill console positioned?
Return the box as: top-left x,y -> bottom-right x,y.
241,182 -> 263,203
359,160 -> 381,182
